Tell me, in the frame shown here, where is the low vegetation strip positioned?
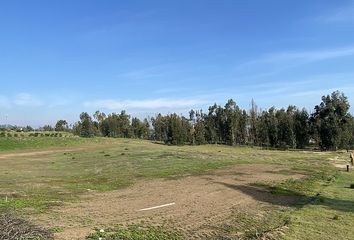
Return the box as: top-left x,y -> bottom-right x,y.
86,225 -> 183,240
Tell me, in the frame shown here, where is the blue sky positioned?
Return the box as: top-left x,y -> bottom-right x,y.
1,0 -> 354,126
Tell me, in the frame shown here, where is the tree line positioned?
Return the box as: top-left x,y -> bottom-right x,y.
61,91 -> 354,150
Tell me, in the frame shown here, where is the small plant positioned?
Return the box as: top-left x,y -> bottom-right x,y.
350,183 -> 354,189
104,154 -> 111,157
333,215 -> 340,220
50,226 -> 64,233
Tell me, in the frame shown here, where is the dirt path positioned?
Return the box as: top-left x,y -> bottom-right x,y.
329,156 -> 352,169
0,148 -> 85,159
34,164 -> 304,239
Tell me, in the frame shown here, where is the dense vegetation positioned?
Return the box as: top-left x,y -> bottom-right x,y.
68,91 -> 354,150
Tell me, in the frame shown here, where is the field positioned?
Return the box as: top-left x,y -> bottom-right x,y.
0,136 -> 353,240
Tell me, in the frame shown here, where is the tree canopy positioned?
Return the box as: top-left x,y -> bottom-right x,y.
67,91 -> 353,150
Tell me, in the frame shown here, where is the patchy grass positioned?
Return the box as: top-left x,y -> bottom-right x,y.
0,135 -> 87,152
0,138 -> 338,212
0,137 -> 353,239
86,225 -> 183,240
215,167 -> 354,240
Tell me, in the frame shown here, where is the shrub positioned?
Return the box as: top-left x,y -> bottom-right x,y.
350,184 -> 354,189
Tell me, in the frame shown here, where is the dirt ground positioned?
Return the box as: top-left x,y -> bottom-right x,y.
34,164 -> 304,239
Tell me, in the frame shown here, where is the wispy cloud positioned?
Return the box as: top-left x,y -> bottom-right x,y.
239,46 -> 354,68
233,46 -> 354,79
265,46 -> 354,62
14,93 -> 44,107
315,4 -> 354,23
83,98 -> 208,110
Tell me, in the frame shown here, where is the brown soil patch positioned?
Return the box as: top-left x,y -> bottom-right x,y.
35,164 -> 304,239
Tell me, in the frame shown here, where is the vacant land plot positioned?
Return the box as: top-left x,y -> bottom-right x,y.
0,137 -> 353,239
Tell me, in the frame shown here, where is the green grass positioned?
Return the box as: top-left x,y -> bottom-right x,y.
0,137 -> 353,239
87,225 -> 183,240
215,166 -> 354,240
279,171 -> 354,240
0,134 -> 87,152
0,138 -> 337,211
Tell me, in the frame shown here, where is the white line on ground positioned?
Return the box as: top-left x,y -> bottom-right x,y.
137,202 -> 175,211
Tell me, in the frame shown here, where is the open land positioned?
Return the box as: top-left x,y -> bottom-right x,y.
0,136 -> 353,239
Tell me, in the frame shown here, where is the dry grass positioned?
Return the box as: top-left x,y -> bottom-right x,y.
0,211 -> 53,240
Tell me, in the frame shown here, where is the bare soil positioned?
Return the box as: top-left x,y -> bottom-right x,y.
34,164 -> 304,239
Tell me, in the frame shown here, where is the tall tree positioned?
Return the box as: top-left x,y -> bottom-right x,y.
294,108 -> 310,149
55,120 -> 68,132
248,99 -> 258,145
311,91 -> 351,150
78,112 -> 96,137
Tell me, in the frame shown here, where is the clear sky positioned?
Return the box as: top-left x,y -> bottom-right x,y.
1,0 -> 354,127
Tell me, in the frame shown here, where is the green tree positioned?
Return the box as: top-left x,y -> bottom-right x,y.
294,108 -> 310,149
248,99 -> 258,145
311,91 -> 351,150
78,112 -> 96,138
276,107 -> 295,148
42,125 -> 54,131
55,120 -> 68,132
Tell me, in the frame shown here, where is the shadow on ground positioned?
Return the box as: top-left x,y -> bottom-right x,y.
215,182 -> 354,213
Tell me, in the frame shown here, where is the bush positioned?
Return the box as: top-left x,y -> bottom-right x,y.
0,132 -> 5,137
350,184 -> 354,189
